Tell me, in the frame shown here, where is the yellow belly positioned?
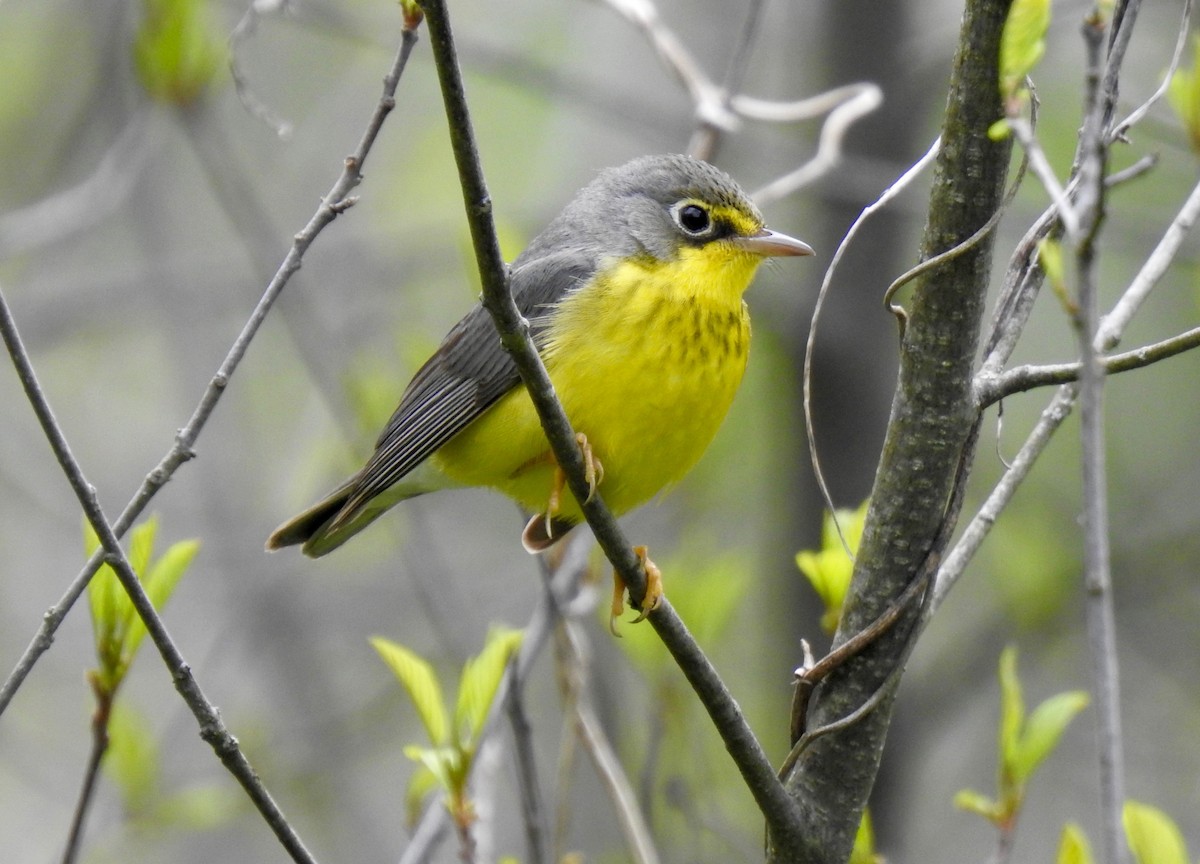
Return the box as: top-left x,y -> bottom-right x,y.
432,252 -> 756,522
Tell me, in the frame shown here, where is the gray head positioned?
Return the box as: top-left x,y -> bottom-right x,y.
518,155 -> 802,267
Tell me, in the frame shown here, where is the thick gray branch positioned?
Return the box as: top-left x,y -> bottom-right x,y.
773,1 -> 1014,861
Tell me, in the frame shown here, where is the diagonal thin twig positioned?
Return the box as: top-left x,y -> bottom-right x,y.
0,27 -> 420,718
0,279 -> 318,863
417,0 -> 805,849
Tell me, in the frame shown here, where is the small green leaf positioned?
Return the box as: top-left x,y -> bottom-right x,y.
1058,823 -> 1096,864
997,646 -> 1025,784
988,118 -> 1014,140
128,517 -> 158,587
849,808 -> 881,864
954,788 -> 1003,822
372,637 -> 449,746
455,628 -> 523,745
1011,690 -> 1089,783
1124,801 -> 1189,864
133,0 -> 226,106
796,500 -> 869,634
125,538 -> 199,659
403,744 -> 460,794
999,0 -> 1051,100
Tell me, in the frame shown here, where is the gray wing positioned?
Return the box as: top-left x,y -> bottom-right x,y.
342,250 -> 596,509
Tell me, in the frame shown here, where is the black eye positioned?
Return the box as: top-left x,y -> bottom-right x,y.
675,203 -> 711,236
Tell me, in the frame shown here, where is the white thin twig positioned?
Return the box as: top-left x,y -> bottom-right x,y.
751,84 -> 884,204
802,136 -> 941,553
1007,115 -> 1081,239
1095,175 -> 1200,350
1111,0 -> 1192,138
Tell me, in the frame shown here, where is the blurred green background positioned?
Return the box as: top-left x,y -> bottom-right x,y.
1,1 -> 1197,862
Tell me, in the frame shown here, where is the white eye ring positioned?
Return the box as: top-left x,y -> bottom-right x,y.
672,201 -> 714,237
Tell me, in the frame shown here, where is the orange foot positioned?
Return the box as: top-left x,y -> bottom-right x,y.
523,433 -> 604,553
547,432 -> 604,518
609,545 -> 664,633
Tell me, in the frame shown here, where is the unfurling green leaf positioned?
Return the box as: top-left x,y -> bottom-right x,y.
402,745 -> 459,794
999,0 -> 1052,101
125,537 -> 198,661
997,645 -> 1025,781
456,627 -> 523,745
796,500 -> 869,634
372,637 -> 449,746
1124,801 -> 1189,864
1058,823 -> 1096,864
85,516 -> 199,694
953,788 -> 1004,822
1011,690 -> 1089,783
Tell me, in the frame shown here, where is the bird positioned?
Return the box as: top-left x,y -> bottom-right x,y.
267,154 -> 812,622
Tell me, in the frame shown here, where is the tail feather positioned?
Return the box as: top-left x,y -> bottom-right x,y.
268,461 -> 452,557
521,512 -> 578,553
266,481 -> 358,556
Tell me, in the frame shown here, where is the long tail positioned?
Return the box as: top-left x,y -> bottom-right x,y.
266,479 -> 388,558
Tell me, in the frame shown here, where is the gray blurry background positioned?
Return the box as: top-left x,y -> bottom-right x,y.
1,0 -> 1197,862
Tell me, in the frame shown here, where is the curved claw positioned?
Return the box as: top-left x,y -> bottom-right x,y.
609,545 -> 664,632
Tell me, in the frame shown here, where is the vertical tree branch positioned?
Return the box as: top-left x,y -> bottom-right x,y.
1073,4 -> 1139,862
774,0 -> 1014,861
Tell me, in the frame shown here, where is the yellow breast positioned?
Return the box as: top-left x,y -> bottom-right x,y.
433,242 -> 762,522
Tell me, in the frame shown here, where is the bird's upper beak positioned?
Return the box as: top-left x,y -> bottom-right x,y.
732,227 -> 814,258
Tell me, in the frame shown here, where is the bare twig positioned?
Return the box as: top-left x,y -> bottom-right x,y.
750,84 -> 884,205
593,0 -> 881,194
0,280 -> 318,863
590,0 -> 738,133
978,325 -> 1200,404
1007,115 -> 1081,238
1075,6 -> 1136,862
507,681 -> 549,864
418,0 -> 805,849
1111,0 -> 1192,138
229,0 -> 297,139
933,385 -> 1077,608
803,135 -> 941,553
560,620 -> 662,864
1096,175 -> 1200,350
60,692 -> 113,864
687,0 -> 765,160
0,28 -> 420,718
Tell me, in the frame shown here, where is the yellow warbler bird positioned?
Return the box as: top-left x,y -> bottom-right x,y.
268,154 -> 811,618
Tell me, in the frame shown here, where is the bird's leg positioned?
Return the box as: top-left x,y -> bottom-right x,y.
609,545 -> 663,633
546,433 -> 604,532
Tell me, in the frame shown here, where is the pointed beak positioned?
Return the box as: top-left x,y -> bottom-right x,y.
732,227 -> 814,258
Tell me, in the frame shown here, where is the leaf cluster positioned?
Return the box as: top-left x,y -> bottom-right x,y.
955,646 -> 1089,828
371,628 -> 524,827
86,516 -> 199,697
